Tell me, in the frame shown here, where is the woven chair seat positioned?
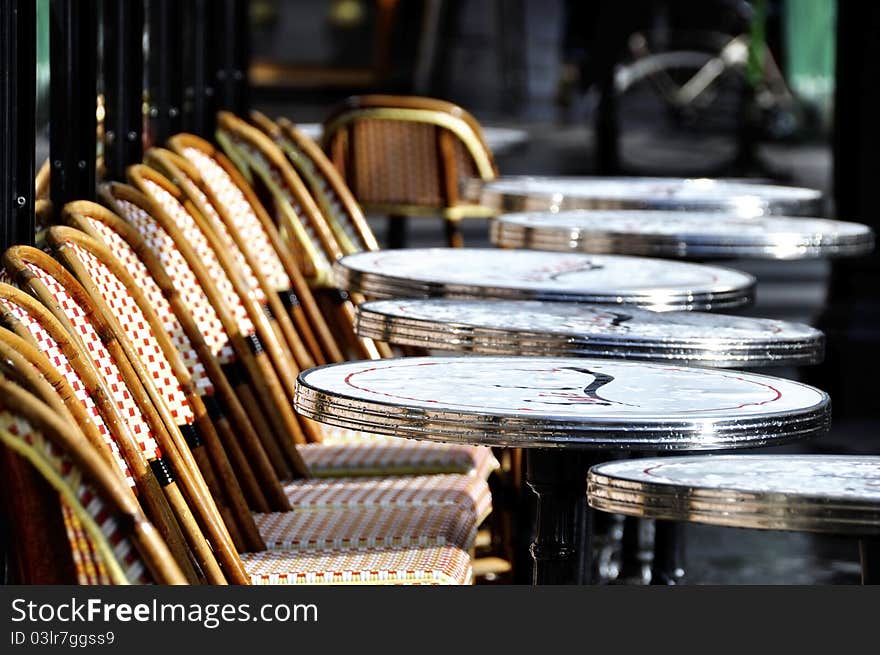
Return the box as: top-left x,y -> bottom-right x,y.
253,502 -> 477,552
300,439 -> 499,479
241,544 -> 472,585
284,473 -> 492,523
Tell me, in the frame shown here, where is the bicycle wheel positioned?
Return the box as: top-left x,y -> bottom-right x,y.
612,44 -> 749,175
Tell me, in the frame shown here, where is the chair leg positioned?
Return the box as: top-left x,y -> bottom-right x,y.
445,219 -> 464,248
386,215 -> 408,249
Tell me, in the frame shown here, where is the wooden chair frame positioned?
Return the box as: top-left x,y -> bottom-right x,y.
321,94 -> 499,247
127,161 -> 323,444
0,377 -> 187,584
0,283 -> 203,583
251,110 -> 379,254
216,113 -> 389,360
3,249 -> 248,585
165,133 -> 343,366
47,226 -> 268,554
145,148 -> 318,374
100,176 -> 316,460
61,200 -> 292,512
48,227 -> 485,556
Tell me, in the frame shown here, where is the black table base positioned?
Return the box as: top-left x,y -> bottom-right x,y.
860,538 -> 879,585
525,449 -> 603,585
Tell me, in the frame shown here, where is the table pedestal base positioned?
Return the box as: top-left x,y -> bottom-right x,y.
860,537 -> 879,585
525,449 -> 599,585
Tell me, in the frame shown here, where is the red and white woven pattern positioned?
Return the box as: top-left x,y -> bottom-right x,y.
138,180 -> 260,336
21,265 -> 162,461
178,179 -> 269,305
319,425 -> 406,445
103,204 -> 238,366
181,147 -> 291,292
0,297 -> 135,489
253,502 -> 476,552
233,138 -> 334,272
83,218 -> 215,393
299,441 -> 500,480
241,544 -> 472,585
285,142 -> 364,252
65,243 -> 195,425
284,473 -> 492,523
60,503 -> 113,585
0,410 -> 149,584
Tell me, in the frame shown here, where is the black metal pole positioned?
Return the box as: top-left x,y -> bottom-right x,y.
103,0 -> 144,181
49,0 -> 97,209
214,0 -> 249,117
0,0 -> 36,252
181,0 -> 215,138
146,0 -> 181,147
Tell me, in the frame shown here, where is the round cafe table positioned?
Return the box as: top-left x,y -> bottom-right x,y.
490,210 -> 875,260
588,455 -> 880,584
355,299 -> 824,367
294,356 -> 831,585
334,248 -> 756,312
474,176 -> 823,216
355,298 -> 825,582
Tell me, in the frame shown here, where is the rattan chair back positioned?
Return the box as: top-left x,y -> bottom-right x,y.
144,147 -> 318,374
100,176 -> 315,463
0,285 -> 201,581
126,161 -> 321,445
0,376 -> 187,584
321,94 -> 498,246
3,246 -> 247,585
61,201 -> 291,511
168,131 -> 342,365
216,113 -> 389,360
251,110 -> 378,254
47,226 -> 268,553
216,117 -> 340,285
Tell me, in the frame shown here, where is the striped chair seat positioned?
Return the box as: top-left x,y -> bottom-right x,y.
253,503 -> 476,552
241,544 -> 472,585
284,473 -> 492,523
300,439 -> 499,480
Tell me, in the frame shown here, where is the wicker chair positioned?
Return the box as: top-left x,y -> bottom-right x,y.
93,184 -> 497,477
147,148 -> 321,374
96,180 -> 497,482
0,258 -> 246,585
60,202 -> 491,519
0,376 -> 187,584
164,134 -> 342,365
0,284 -> 208,583
5,242 -> 479,561
63,201 -> 292,513
0,371 -> 473,585
214,114 -> 390,360
49,221 -> 491,523
122,165 -> 320,447
321,94 -> 499,248
251,110 -> 378,255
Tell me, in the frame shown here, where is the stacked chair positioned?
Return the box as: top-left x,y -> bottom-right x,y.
0,110 -> 509,586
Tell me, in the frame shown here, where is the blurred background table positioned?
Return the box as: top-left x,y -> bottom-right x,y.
491,210 -> 874,260
472,176 -> 824,215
